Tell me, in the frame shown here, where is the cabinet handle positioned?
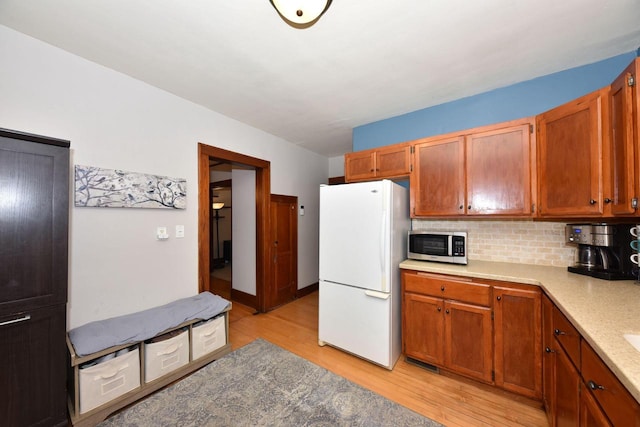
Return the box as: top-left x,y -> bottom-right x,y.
604,198 -> 612,203
0,314 -> 31,327
545,346 -> 555,354
587,380 -> 605,391
589,199 -> 596,205
554,329 -> 565,336
496,296 -> 502,301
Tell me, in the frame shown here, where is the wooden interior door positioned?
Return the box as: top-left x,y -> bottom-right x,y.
268,194 -> 298,310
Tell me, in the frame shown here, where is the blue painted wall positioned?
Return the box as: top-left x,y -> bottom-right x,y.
353,51 -> 637,151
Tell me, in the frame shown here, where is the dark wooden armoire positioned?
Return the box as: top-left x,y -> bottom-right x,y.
0,128 -> 70,426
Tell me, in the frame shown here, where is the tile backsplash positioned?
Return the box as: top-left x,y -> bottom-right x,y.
411,219 -> 575,267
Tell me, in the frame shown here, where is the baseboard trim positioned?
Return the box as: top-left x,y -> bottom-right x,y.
231,289 -> 257,309
297,282 -> 318,298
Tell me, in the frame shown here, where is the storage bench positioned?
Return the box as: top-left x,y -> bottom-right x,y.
66,293 -> 231,427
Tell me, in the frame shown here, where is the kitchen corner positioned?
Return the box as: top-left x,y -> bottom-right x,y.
400,258 -> 640,404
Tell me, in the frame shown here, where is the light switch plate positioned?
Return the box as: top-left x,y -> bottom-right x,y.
175,225 -> 185,238
156,226 -> 169,240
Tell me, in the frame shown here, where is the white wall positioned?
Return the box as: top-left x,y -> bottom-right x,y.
231,169 -> 256,295
0,25 -> 328,328
329,155 -> 345,177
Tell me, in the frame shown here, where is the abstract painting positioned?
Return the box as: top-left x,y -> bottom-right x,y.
74,165 -> 186,209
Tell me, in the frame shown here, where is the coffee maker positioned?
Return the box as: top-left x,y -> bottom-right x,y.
565,223 -> 637,280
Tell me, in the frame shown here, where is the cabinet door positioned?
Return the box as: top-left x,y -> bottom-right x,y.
376,144 -> 411,178
412,136 -> 465,216
537,89 -> 605,217
402,293 -> 445,366
466,123 -> 533,215
0,305 -> 67,427
581,340 -> 640,426
345,150 -> 376,182
493,285 -> 542,399
0,134 -> 69,315
580,386 -> 613,427
554,346 -> 581,427
608,60 -> 637,215
542,294 -> 556,424
444,300 -> 493,383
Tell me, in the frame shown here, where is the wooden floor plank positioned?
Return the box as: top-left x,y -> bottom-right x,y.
227,291 -> 548,427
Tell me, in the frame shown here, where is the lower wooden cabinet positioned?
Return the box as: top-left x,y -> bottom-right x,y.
0,304 -> 67,427
544,297 -> 640,426
493,284 -> 542,399
401,270 -> 539,393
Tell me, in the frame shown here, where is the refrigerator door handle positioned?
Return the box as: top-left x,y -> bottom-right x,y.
379,210 -> 387,289
364,290 -> 390,300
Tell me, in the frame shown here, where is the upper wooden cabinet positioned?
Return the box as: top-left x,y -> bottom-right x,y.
466,122 -> 534,215
412,135 -> 465,216
608,58 -> 639,216
537,88 -> 608,217
411,119 -> 535,217
344,143 -> 411,182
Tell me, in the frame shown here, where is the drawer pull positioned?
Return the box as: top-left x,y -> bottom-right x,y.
496,296 -> 502,301
587,380 -> 605,391
0,314 -> 31,326
545,347 -> 555,354
440,285 -> 445,291
554,329 -> 565,336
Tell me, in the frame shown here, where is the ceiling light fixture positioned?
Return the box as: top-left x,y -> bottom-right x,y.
269,0 -> 333,29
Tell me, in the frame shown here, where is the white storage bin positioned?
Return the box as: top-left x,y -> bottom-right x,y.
79,348 -> 140,414
191,315 -> 226,360
144,330 -> 189,383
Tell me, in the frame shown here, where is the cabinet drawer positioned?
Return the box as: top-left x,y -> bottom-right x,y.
552,306 -> 581,367
581,341 -> 640,426
403,272 -> 491,306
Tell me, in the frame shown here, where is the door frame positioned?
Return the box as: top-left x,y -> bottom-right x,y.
198,143 -> 271,312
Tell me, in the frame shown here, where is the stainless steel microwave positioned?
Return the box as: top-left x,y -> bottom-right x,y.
407,231 -> 468,265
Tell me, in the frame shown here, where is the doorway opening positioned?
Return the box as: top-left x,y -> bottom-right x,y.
198,143 -> 270,312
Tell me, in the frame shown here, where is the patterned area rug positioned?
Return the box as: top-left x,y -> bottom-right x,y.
99,338 -> 442,426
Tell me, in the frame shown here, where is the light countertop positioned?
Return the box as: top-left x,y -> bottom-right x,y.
400,259 -> 640,403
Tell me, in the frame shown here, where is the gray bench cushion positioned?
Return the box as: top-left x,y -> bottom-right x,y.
68,292 -> 230,356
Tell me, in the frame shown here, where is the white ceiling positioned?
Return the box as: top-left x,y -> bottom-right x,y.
1,0 -> 639,157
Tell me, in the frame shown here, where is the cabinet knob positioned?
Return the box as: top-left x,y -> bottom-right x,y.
468,205 -> 472,210
496,296 -> 502,301
604,198 -> 612,203
445,309 -> 450,314
588,380 -> 605,391
459,205 -> 463,210
437,306 -> 441,312
440,285 -> 445,291
545,346 -> 555,354
589,199 -> 596,205
554,329 -> 565,336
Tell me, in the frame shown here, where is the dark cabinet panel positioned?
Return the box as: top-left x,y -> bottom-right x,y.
0,132 -> 69,315
0,129 -> 69,427
0,305 -> 67,427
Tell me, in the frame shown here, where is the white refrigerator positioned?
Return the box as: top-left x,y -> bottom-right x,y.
318,179 -> 409,369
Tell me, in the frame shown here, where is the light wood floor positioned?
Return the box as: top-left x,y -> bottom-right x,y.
228,291 -> 549,427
